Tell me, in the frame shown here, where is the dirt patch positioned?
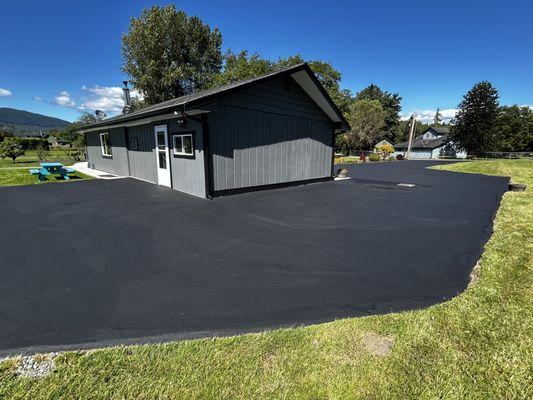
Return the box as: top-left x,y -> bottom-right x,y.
362,332 -> 394,357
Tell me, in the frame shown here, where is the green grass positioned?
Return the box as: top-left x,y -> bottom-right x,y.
1,160 -> 531,399
0,168 -> 91,186
0,149 -> 75,168
334,156 -> 361,164
0,149 -> 91,186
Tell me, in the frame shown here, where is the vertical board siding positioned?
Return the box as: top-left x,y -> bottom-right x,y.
166,118 -> 206,198
209,76 -> 334,192
85,128 -> 129,176
126,124 -> 157,183
211,104 -> 333,192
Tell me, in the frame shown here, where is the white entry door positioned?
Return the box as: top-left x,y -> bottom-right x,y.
154,125 -> 171,187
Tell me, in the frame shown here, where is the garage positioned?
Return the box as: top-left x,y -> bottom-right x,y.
79,63 -> 349,198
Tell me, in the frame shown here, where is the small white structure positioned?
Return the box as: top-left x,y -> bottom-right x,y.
393,127 -> 467,159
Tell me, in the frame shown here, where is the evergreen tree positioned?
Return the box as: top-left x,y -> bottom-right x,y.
450,81 -> 500,155
433,108 -> 443,126
496,105 -> 533,151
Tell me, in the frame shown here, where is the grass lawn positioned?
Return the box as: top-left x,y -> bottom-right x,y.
1,160 -> 531,399
0,149 -> 91,186
334,156 -> 361,164
0,168 -> 91,186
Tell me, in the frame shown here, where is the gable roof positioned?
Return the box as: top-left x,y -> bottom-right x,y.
374,139 -> 393,147
11,131 -> 49,138
78,63 -> 349,132
426,126 -> 450,135
395,134 -> 449,150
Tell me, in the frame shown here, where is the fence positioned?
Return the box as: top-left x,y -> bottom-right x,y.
482,152 -> 533,159
335,149 -> 373,157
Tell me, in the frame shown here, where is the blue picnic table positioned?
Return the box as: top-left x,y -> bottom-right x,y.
29,162 -> 75,181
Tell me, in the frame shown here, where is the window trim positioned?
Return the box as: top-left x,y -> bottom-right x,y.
172,133 -> 194,157
100,132 -> 112,157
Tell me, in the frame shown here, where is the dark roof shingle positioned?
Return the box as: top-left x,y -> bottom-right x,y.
395,134 -> 449,150
79,63 -> 348,130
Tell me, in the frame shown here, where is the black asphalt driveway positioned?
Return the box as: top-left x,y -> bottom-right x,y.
0,161 -> 508,355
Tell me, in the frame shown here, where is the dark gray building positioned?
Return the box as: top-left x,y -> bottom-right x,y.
78,63 -> 348,198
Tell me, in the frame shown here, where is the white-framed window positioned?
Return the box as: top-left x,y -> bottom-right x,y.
172,133 -> 194,156
100,132 -> 112,157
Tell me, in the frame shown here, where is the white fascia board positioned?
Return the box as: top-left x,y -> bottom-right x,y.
290,70 -> 341,123
77,109 -> 210,134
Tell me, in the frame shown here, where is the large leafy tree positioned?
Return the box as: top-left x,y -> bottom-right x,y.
355,84 -> 402,135
122,5 -> 223,105
344,99 -> 385,149
496,105 -> 533,151
213,52 -> 354,117
212,50 -> 274,86
451,81 -> 500,154
0,138 -> 25,163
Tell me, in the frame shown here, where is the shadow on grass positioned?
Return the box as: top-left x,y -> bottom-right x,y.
42,175 -> 85,182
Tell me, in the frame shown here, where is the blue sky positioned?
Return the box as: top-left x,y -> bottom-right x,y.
0,0 -> 531,123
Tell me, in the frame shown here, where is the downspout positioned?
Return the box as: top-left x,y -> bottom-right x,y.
201,113 -> 214,199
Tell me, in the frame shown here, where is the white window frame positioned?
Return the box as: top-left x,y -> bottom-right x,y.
172,133 -> 194,156
100,132 -> 112,157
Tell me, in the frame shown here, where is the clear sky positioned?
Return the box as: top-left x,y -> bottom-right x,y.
0,0 -> 531,123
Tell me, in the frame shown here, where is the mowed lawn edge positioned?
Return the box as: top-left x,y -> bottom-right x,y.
0,160 -> 531,399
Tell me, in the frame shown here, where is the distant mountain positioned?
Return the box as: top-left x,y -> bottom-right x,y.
0,108 -> 71,134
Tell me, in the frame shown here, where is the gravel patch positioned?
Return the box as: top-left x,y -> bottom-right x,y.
13,353 -> 59,379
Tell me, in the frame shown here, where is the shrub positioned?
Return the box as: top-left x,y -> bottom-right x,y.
388,156 -> 395,161
369,153 -> 380,162
0,138 -> 25,163
396,154 -> 405,160
17,137 -> 49,150
334,156 -> 359,165
375,143 -> 395,160
36,145 -> 49,162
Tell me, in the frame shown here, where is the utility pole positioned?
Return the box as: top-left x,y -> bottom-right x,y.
406,113 -> 417,160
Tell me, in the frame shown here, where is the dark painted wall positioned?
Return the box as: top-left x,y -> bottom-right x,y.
209,77 -> 334,192
126,124 -> 157,183
86,127 -> 129,176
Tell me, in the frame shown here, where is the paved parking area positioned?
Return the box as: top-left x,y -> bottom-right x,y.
0,161 -> 508,355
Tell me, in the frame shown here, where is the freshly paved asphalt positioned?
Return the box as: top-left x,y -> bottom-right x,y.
0,161 -> 508,356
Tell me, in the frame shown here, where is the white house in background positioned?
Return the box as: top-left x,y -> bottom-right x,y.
393,127 -> 467,159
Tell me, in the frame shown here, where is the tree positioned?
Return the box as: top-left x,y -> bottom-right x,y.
212,50 -> 273,86
376,143 -> 395,160
36,142 -> 49,162
450,81 -> 500,155
389,119 -> 430,144
0,138 -> 25,163
122,5 -> 223,105
496,105 -> 533,151
0,131 -> 13,142
213,52 -> 354,118
433,108 -> 443,126
344,100 -> 385,149
355,84 -> 402,135
66,112 -> 99,136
